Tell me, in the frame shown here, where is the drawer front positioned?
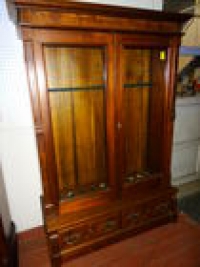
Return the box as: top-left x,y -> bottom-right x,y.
122,198 -> 175,229
60,213 -> 120,250
122,205 -> 144,229
147,199 -> 175,220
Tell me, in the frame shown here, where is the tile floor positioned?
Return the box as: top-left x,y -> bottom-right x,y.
19,214 -> 200,267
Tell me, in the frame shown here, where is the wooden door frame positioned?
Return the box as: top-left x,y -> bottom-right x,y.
22,28 -> 117,216
115,33 -> 180,198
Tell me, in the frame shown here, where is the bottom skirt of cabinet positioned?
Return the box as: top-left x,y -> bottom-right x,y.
46,191 -> 177,266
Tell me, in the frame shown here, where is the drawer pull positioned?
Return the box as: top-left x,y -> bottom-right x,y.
128,213 -> 139,221
155,203 -> 169,213
64,233 -> 81,245
104,220 -> 116,230
88,226 -> 95,234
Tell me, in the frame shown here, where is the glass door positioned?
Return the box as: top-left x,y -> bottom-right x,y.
116,35 -> 169,195
44,46 -> 108,200
35,30 -> 115,209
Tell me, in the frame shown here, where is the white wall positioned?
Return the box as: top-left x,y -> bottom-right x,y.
0,0 -> 163,233
172,96 -> 200,186
76,0 -> 163,9
0,164 -> 11,236
0,1 -> 43,232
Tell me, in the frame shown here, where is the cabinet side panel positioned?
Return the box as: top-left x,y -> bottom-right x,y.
23,42 -> 48,202
24,41 -> 59,214
163,37 -> 181,183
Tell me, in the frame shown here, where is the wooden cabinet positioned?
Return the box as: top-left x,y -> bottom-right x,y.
14,1 -> 191,266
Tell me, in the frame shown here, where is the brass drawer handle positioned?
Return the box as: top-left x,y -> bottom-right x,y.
64,232 -> 81,245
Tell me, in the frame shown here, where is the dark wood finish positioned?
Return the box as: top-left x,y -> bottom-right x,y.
147,48 -> 166,174
14,1 -> 191,266
13,0 -> 191,36
162,37 -> 181,187
14,0 -> 191,25
24,41 -> 58,216
123,48 -> 150,175
115,34 -> 172,199
60,190 -> 176,262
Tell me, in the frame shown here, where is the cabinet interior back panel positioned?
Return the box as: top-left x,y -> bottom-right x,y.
123,48 -> 166,178
124,49 -> 150,176
44,47 -> 107,198
147,49 -> 165,173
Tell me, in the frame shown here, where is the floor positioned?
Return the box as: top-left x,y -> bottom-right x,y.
178,192 -> 200,222
177,179 -> 200,199
19,214 -> 200,267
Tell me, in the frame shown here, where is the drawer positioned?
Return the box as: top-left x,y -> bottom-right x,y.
60,213 -> 120,250
122,198 -> 175,229
92,214 -> 120,237
122,205 -> 144,229
146,199 -> 175,220
60,223 -> 88,250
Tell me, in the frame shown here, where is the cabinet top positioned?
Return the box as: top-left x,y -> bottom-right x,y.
13,0 -> 192,34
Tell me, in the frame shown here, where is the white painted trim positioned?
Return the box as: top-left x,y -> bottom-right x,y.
172,173 -> 200,186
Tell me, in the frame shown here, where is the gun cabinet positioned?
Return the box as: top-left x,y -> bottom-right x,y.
14,1 -> 191,266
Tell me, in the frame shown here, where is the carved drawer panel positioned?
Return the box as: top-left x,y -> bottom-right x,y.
122,205 -> 145,229
60,224 -> 87,250
60,213 -> 120,250
91,214 -> 120,237
145,199 -> 175,221
122,199 -> 174,230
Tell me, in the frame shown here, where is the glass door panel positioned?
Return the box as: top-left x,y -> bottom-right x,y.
44,46 -> 107,200
123,48 -> 166,184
